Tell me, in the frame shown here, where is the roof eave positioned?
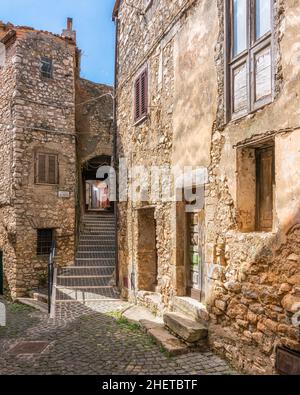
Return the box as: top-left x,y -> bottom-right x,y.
112,0 -> 121,21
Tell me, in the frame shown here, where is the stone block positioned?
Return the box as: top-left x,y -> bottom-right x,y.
147,326 -> 188,356
281,294 -> 300,313
163,312 -> 208,343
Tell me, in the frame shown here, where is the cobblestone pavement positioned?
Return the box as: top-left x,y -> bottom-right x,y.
0,298 -> 237,375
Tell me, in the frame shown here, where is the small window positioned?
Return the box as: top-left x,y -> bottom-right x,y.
37,229 -> 54,256
225,0 -> 273,121
36,153 -> 58,185
237,141 -> 275,232
134,68 -> 148,123
41,57 -> 53,79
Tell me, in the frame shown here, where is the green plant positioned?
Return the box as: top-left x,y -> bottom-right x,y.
8,303 -> 34,313
107,311 -> 141,332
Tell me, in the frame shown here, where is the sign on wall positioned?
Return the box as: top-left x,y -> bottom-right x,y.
58,191 -> 70,199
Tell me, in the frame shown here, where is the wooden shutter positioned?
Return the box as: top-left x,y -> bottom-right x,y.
140,70 -> 148,117
37,154 -> 47,184
48,155 -> 57,184
134,69 -> 148,122
256,146 -> 274,231
135,78 -> 141,121
36,153 -> 58,184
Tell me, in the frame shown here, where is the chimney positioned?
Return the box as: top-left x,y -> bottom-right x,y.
67,17 -> 73,31
62,17 -> 76,42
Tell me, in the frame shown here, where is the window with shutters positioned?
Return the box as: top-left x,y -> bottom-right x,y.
35,153 -> 58,185
41,57 -> 53,79
237,140 -> 275,232
134,68 -> 148,123
225,0 -> 273,121
37,229 -> 54,256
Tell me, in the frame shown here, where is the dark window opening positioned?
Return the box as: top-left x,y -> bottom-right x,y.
41,57 -> 53,79
36,153 -> 58,185
37,229 -> 54,256
225,0 -> 273,121
134,68 -> 148,123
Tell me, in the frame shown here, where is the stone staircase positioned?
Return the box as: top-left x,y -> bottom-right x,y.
54,212 -> 120,306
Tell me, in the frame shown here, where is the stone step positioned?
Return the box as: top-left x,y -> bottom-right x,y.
75,259 -> 115,266
29,289 -> 48,304
163,312 -> 208,343
81,229 -> 116,237
55,287 -> 120,302
78,244 -> 115,249
77,248 -> 115,254
171,296 -> 210,323
146,323 -> 189,356
79,237 -> 115,242
83,221 -> 115,224
58,266 -> 114,277
57,276 -> 112,288
17,298 -> 48,314
76,252 -> 115,258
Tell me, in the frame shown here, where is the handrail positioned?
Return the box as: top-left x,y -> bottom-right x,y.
48,240 -> 56,314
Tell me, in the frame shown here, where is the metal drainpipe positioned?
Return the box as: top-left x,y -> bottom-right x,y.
113,17 -> 119,288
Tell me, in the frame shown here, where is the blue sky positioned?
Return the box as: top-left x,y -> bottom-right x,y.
0,0 -> 116,85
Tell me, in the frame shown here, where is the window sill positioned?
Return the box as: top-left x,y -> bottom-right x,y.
133,115 -> 148,127
35,183 -> 59,187
226,98 -> 274,126
229,229 -> 277,238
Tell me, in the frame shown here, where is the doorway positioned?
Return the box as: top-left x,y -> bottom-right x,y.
86,180 -> 110,211
0,252 -> 3,295
81,156 -> 112,213
137,208 -> 158,292
186,210 -> 205,302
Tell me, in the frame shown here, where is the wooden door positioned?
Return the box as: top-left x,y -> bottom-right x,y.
256,146 -> 274,231
187,211 -> 205,301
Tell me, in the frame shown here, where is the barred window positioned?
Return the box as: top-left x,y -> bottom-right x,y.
41,57 -> 53,79
37,229 -> 54,256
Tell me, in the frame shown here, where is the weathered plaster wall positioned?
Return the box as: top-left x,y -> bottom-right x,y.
204,0 -> 300,374
173,0 -> 218,168
116,0 -> 300,375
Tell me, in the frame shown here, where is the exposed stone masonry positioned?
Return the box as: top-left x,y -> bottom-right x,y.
0,21 -> 113,298
114,0 -> 300,374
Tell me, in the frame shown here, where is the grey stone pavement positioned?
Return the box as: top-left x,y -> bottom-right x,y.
0,298 -> 237,375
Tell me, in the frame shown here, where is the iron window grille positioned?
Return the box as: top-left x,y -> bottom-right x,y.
37,229 -> 54,256
41,57 -> 53,79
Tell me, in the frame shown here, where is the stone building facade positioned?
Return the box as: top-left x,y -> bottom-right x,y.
113,0 -> 300,374
0,20 -> 113,299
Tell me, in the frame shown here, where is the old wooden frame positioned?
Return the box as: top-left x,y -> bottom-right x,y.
134,66 -> 148,124
225,0 -> 274,122
35,153 -> 59,185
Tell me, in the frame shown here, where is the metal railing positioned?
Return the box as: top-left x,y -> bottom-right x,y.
48,241 -> 56,314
